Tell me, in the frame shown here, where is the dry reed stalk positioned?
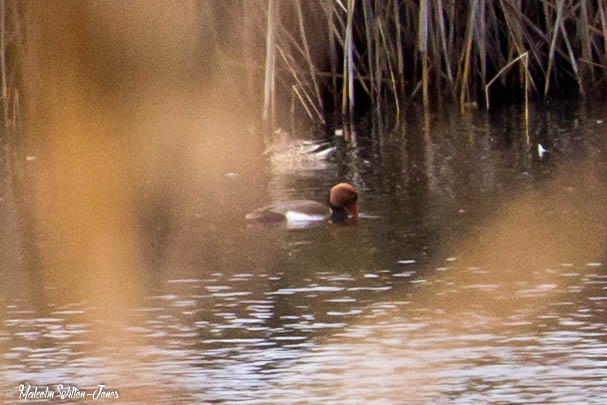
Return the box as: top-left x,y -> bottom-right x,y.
426,7 -> 442,105
292,84 -> 317,123
295,0 -> 324,112
418,0 -> 429,110
485,51 -> 529,110
543,2 -> 584,93
378,19 -> 400,120
599,0 -> 607,60
0,0 -> 7,175
242,1 -> 256,104
477,0 -> 487,91
362,0 -> 376,107
434,0 -> 453,91
446,1 -> 455,58
498,1 -> 522,73
262,0 -> 278,128
374,12 -> 383,119
500,0 -> 537,95
508,3 -> 549,78
459,0 -> 478,112
342,0 -> 355,139
559,20 -> 585,97
579,0 -> 593,85
1,0 -> 7,129
393,0 -> 405,99
329,3 -> 371,98
325,3 -> 370,94
7,0 -> 19,134
277,45 -> 325,124
290,85 -> 296,134
524,52 -> 529,144
541,0 -> 553,42
277,21 -> 318,77
544,0 -> 564,97
334,0 -> 347,13
484,3 -> 507,79
327,5 -> 339,113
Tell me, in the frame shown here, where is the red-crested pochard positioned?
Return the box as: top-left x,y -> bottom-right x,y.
246,183 -> 359,225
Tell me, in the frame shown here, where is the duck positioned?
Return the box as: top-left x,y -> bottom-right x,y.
246,183 -> 359,225
264,138 -> 336,160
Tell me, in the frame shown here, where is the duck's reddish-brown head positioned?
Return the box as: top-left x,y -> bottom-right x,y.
329,183 -> 358,221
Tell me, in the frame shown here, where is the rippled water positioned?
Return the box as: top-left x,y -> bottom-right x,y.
2,103 -> 607,403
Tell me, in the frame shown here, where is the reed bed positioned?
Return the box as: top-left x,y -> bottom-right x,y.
3,1 -> 607,137
222,0 -> 607,131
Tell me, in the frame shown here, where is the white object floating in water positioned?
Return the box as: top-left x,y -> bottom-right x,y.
398,259 -> 416,265
597,120 -> 603,124
327,309 -> 363,316
358,213 -> 380,219
25,155 -> 36,161
284,211 -> 325,224
393,271 -> 415,278
537,143 -> 547,159
225,172 -> 237,178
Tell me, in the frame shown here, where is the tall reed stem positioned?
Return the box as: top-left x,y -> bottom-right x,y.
1,0 -> 7,129
418,0 -> 429,111
341,0 -> 355,139
460,0 -> 478,112
262,0 -> 278,130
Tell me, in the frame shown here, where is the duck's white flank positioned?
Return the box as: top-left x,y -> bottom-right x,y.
284,211 -> 326,224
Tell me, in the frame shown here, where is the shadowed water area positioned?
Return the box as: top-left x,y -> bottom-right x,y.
2,102 -> 607,404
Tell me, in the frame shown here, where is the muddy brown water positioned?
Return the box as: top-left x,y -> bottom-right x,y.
2,103 -> 607,404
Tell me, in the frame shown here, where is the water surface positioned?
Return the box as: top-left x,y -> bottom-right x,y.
2,103 -> 607,403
